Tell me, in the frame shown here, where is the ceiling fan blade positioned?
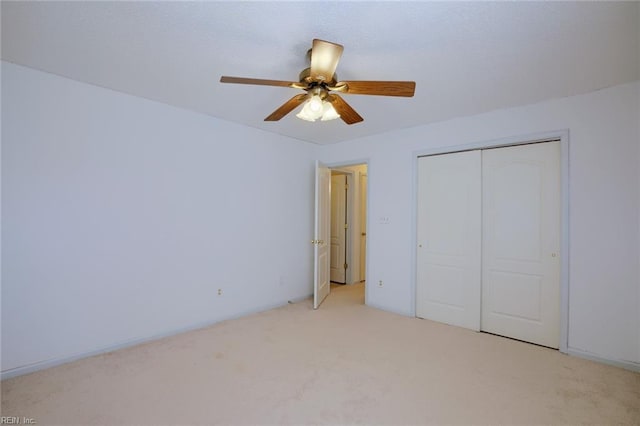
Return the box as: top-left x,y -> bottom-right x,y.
340,80 -> 416,97
327,94 -> 363,125
264,94 -> 308,121
220,76 -> 301,88
310,39 -> 344,83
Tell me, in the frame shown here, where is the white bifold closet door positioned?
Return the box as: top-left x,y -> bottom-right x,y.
416,141 -> 560,348
482,142 -> 561,348
416,150 -> 482,331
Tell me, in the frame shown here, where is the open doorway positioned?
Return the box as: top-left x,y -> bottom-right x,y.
330,172 -> 348,284
329,163 -> 367,302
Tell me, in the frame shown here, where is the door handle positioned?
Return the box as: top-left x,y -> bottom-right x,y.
361,232 -> 366,236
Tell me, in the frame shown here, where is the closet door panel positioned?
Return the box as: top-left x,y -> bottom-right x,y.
417,151 -> 481,331
481,142 -> 561,348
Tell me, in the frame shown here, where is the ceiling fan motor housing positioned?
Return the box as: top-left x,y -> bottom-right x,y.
299,67 -> 338,87
307,86 -> 329,100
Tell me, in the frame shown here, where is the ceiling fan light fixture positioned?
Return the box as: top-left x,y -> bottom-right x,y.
296,97 -> 341,122
307,95 -> 324,114
320,102 -> 340,121
296,97 -> 322,121
296,105 -> 316,122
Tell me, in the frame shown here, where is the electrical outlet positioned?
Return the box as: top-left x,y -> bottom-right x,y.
378,280 -> 383,287
217,288 -> 222,296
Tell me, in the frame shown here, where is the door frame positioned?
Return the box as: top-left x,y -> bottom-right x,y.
325,160 -> 370,305
359,172 -> 368,282
411,130 -> 570,353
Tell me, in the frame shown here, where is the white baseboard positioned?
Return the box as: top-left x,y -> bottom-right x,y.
567,347 -> 640,373
1,297 -> 306,380
366,301 -> 412,318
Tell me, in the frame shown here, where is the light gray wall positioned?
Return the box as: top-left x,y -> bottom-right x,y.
1,62 -> 317,374
3,60 -> 639,374
319,81 -> 640,367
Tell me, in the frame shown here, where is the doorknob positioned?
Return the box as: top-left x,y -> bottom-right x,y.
361,232 -> 366,236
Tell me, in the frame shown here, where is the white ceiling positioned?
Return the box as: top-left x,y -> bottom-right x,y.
2,1 -> 639,145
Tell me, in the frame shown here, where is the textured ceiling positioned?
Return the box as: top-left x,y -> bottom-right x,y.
2,1 -> 639,145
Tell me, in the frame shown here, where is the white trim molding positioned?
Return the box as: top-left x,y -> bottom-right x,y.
567,348 -> 640,373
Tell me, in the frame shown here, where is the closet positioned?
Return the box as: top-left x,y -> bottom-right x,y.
416,141 -> 561,348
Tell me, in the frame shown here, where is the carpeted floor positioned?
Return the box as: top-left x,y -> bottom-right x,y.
2,282 -> 639,425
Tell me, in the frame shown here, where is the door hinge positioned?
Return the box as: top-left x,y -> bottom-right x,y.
345,184 -> 349,190
344,263 -> 348,269
344,223 -> 348,229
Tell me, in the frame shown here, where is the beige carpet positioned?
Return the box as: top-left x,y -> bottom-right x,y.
2,282 -> 639,425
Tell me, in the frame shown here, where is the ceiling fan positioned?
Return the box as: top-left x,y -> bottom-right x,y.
220,39 -> 416,125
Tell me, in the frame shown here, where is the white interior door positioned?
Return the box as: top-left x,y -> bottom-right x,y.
330,174 -> 347,283
314,161 -> 331,309
416,151 -> 482,331
360,174 -> 367,282
481,142 -> 561,348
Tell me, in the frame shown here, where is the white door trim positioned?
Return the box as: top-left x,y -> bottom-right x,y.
411,130 -> 570,353
359,173 -> 368,282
